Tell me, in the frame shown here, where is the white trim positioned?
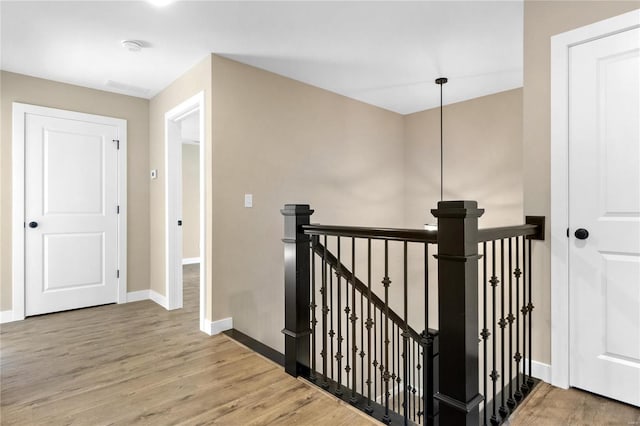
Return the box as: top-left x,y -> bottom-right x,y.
550,9 -> 640,390
182,257 -> 201,265
126,290 -> 150,303
0,311 -> 17,324
11,103 -> 127,321
149,290 -> 168,309
523,359 -> 552,384
164,92 -> 207,334
203,317 -> 233,336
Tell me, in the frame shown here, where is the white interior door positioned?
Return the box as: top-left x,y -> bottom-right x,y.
25,112 -> 121,316
569,27 -> 640,407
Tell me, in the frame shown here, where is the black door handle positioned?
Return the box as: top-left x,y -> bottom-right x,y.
574,228 -> 589,240
28,221 -> 38,229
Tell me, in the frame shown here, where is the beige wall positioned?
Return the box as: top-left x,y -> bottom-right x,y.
404,88 -> 524,229
148,55 -> 213,319
210,56 -> 405,351
523,1 -> 640,364
0,71 -> 150,311
182,143 -> 200,260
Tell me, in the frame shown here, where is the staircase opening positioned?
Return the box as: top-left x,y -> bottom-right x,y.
282,201 -> 545,425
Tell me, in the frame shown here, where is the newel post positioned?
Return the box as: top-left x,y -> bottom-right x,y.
281,204 -> 314,377
431,201 -> 485,425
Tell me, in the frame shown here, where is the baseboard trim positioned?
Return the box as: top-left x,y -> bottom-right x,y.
149,290 -> 168,309
223,329 -> 284,366
0,310 -> 17,324
523,359 -> 551,383
182,257 -> 201,265
126,290 -> 150,303
203,317 -> 233,336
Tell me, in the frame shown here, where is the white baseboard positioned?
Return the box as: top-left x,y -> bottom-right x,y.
523,359 -> 551,383
203,317 -> 233,336
0,310 -> 17,324
182,257 -> 201,265
149,290 -> 168,309
126,290 -> 150,303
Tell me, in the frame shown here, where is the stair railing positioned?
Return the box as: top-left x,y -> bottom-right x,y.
282,201 -> 544,426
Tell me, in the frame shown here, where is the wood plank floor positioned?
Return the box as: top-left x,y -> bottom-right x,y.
2,265 -> 638,425
1,265 -> 377,426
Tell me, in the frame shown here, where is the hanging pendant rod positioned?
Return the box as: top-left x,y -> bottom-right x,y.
435,77 -> 448,202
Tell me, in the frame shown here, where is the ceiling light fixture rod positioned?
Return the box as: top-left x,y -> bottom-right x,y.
435,77 -> 448,202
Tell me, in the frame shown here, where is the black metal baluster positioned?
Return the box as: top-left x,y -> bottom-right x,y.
499,239 -> 508,419
392,322 -> 396,412
507,238 -> 516,409
420,242 -> 429,425
490,241 -> 499,425
330,262 -> 335,384
403,242 -> 409,425
527,239 -> 535,389
382,239 -> 391,424
345,242 -> 351,392
481,242 -> 489,426
360,282 -> 364,397
310,235 -> 317,382
514,237 -> 523,402
413,339 -> 417,422
366,239 -> 374,413
350,237 -> 358,403
520,237 -> 529,396
321,236 -> 329,388
336,237 -> 343,396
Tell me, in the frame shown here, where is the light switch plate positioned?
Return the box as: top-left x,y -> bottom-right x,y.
244,194 -> 253,208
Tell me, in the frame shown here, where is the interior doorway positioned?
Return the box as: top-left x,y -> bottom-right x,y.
165,92 -> 206,333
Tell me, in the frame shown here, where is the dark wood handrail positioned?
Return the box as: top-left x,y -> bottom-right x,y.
303,224 -> 438,243
311,240 -> 424,342
477,224 -> 538,242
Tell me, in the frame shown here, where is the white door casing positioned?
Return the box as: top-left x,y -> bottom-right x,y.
569,27 -> 640,407
551,9 -> 640,405
12,103 -> 127,320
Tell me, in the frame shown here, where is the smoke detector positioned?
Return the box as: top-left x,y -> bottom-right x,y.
121,40 -> 143,52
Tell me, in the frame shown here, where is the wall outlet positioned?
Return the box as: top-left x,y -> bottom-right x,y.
244,194 -> 253,208
150,169 -> 157,179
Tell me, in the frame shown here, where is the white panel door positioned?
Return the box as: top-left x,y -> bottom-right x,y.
25,113 -> 120,316
569,27 -> 640,407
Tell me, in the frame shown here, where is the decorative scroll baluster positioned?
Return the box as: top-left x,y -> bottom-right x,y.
507,238 -> 516,409
330,263 -> 335,383
392,322 -> 396,412
420,242 -> 429,425
336,237 -> 343,396
499,239 -> 508,419
366,238 -> 374,413
350,238 -> 358,404
514,237 -> 523,402
490,241 -> 500,426
520,237 -> 529,396
527,239 -> 534,389
382,239 -> 391,424
310,236 -> 317,382
360,287 -> 364,398
322,236 -> 329,388
481,242 -> 489,425
402,240 -> 409,425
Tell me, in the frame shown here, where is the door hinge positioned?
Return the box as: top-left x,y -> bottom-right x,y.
113,139 -> 120,150
117,269 -> 120,278
116,205 -> 120,214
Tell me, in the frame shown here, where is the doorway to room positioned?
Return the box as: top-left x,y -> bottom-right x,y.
165,92 -> 206,332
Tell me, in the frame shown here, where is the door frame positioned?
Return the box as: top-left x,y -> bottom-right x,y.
11,103 -> 128,321
550,9 -> 640,390
164,92 -> 207,332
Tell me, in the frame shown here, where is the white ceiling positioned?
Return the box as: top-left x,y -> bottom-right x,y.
0,1 -> 523,114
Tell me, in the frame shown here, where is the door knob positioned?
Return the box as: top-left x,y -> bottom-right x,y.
574,228 -> 589,240
28,221 -> 38,229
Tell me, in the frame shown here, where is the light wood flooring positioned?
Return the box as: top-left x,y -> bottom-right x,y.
2,265 -> 638,425
1,265 -> 375,425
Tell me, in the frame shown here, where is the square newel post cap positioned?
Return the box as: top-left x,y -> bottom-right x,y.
431,200 -> 484,219
281,204 -> 314,216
